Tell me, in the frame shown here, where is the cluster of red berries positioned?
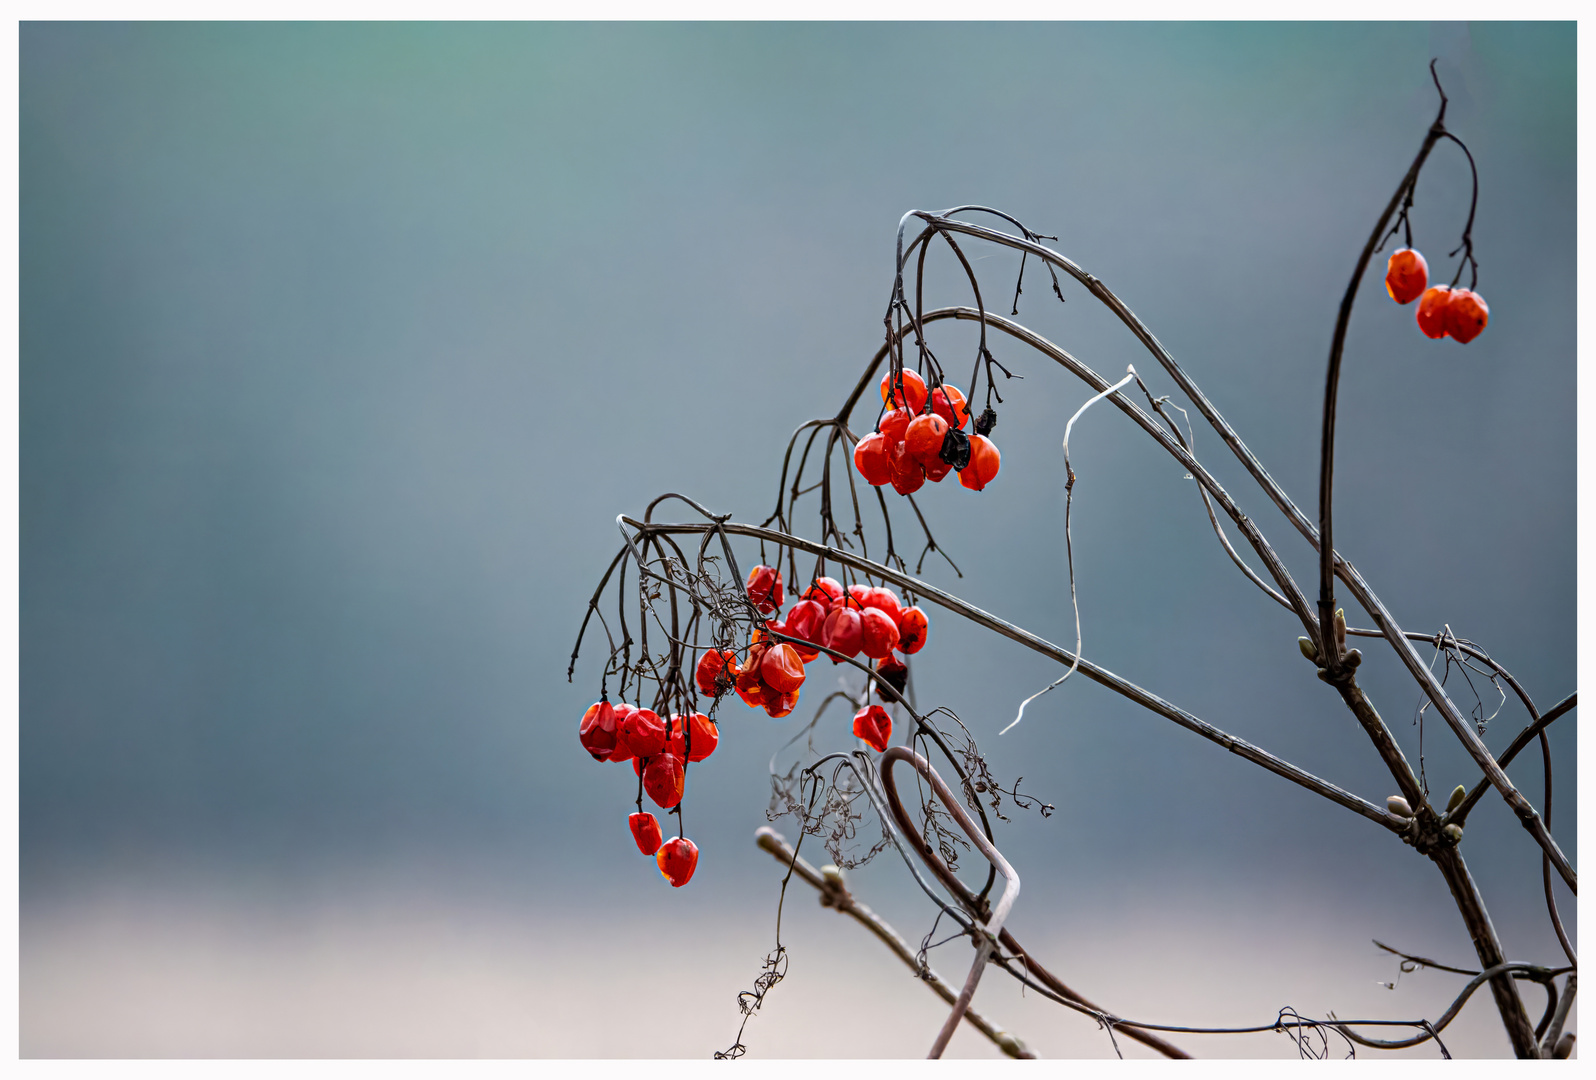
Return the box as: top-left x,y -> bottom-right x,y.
1385,248 -> 1489,344
695,565 -> 930,750
578,698 -> 716,886
853,370 -> 1001,495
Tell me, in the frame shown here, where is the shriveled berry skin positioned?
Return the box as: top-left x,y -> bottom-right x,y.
579,700 -> 620,761
879,407 -> 913,446
682,712 -> 718,762
889,440 -> 925,495
820,605 -> 863,662
643,752 -> 685,809
761,642 -> 808,694
607,704 -> 637,764
1444,289 -> 1489,344
1385,248 -> 1429,305
930,384 -> 969,430
875,654 -> 908,696
1416,286 -> 1453,339
620,707 -> 667,759
853,705 -> 893,753
959,435 -> 1001,491
780,599 -> 826,661
745,565 -> 784,614
657,837 -> 699,887
629,811 -> 664,855
924,456 -> 954,483
695,649 -> 737,698
905,413 -> 950,466
880,368 -> 929,413
854,432 -> 893,486
895,606 -> 929,654
763,686 -> 800,719
859,608 -> 900,659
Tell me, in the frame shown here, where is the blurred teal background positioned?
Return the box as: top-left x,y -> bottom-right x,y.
22,22 -> 1575,1057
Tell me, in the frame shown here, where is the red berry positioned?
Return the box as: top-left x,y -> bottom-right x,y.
734,644 -> 769,708
853,432 -> 893,486
607,704 -> 637,764
780,599 -> 826,661
852,705 -> 892,753
880,368 -> 928,413
924,456 -> 954,483
695,649 -> 736,698
895,606 -> 929,654
905,413 -> 950,467
620,708 -> 666,758
859,608 -> 900,660
959,435 -> 1000,491
629,811 -> 664,856
875,654 -> 908,698
820,605 -> 863,662
761,642 -> 808,695
1384,248 -> 1429,305
803,577 -> 844,607
578,700 -> 620,761
857,587 -> 901,621
657,836 -> 699,887
930,384 -> 970,430
643,752 -> 685,809
683,712 -> 718,762
879,407 -> 913,446
762,686 -> 800,719
1416,286 -> 1452,339
889,440 -> 925,495
1443,289 -> 1489,344
745,565 -> 783,614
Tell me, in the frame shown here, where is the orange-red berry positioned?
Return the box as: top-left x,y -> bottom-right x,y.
895,606 -> 929,654
960,435 -> 1001,491
1416,286 -> 1452,339
905,413 -> 950,467
803,577 -> 844,607
629,811 -> 664,855
1385,248 -> 1429,305
930,384 -> 970,430
761,642 -> 808,695
879,407 -> 913,446
1443,289 -> 1488,344
607,704 -> 637,764
889,440 -> 925,496
657,836 -> 699,887
762,686 -> 800,719
620,707 -> 666,759
853,432 -> 893,486
880,369 -> 929,413
643,751 -> 685,809
853,705 -> 892,753
859,608 -> 900,660
745,565 -> 784,614
857,587 -> 901,621
820,604 -> 863,662
579,700 -> 620,761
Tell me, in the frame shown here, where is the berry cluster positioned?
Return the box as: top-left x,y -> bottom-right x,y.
853,370 -> 1001,495
578,698 -> 716,886
696,566 -> 933,731
1385,248 -> 1489,344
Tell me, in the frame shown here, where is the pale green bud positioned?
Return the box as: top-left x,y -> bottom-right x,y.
1447,785 -> 1467,813
1387,796 -> 1414,818
1443,824 -> 1463,844
1298,636 -> 1319,662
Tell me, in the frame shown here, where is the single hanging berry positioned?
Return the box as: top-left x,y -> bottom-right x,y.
620,707 -> 667,758
779,599 -> 826,661
1443,289 -> 1489,344
889,440 -> 925,496
859,608 -> 900,659
930,383 -> 970,430
875,654 -> 908,696
745,565 -> 784,614
682,711 -> 718,762
629,811 -> 664,856
895,606 -> 929,654
760,642 -> 808,695
803,577 -> 844,607
578,700 -> 620,761
820,604 -> 863,662
960,435 -> 1001,491
695,649 -> 737,698
1415,286 -> 1453,339
904,413 -> 950,467
1384,248 -> 1429,305
657,837 -> 699,887
853,432 -> 893,486
880,368 -> 929,413
643,752 -> 685,809
852,705 -> 893,753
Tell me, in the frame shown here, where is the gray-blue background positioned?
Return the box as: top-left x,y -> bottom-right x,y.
21,22 -> 1575,1057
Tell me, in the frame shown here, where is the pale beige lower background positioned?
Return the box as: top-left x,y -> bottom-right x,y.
22,868 -> 1570,1059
